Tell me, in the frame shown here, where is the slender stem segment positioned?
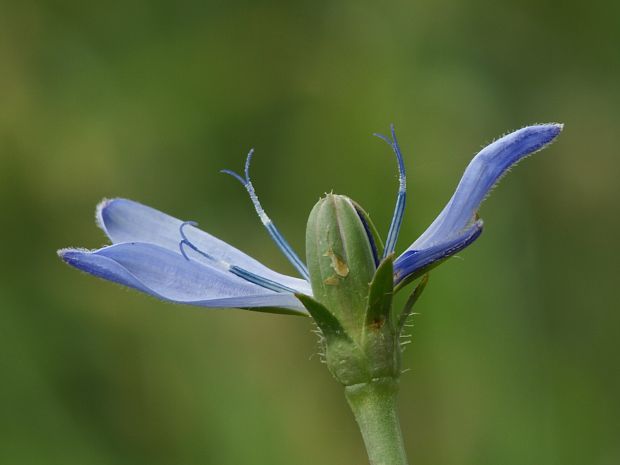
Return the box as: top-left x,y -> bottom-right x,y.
344,378 -> 409,465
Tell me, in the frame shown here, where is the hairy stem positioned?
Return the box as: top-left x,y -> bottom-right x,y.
344,377 -> 409,465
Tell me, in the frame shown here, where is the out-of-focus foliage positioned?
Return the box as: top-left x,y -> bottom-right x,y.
1,0 -> 618,464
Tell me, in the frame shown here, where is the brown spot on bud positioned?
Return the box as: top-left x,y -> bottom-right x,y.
369,317 -> 385,330
324,247 -> 350,277
323,275 -> 340,286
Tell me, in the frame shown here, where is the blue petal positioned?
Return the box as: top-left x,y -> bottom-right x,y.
58,243 -> 308,315
407,124 -> 562,251
96,198 -> 311,295
394,220 -> 483,286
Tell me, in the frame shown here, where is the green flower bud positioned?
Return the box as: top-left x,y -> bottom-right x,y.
305,194 -> 376,333
301,194 -> 402,386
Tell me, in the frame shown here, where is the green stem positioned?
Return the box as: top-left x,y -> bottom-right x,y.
344,377 -> 409,465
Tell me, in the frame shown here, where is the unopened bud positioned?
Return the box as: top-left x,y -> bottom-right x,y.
305,194 -> 377,334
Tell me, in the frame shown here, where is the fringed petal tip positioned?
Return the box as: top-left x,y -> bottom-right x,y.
525,122 -> 563,133
543,122 -> 563,147
514,122 -> 563,151
58,247 -> 92,263
95,197 -> 119,234
484,123 -> 563,167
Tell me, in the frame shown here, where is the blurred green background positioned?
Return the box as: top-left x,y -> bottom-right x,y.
1,0 -> 618,464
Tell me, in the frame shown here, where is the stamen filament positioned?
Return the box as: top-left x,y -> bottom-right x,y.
178,221 -> 296,294
374,124 -> 407,259
222,149 -> 310,281
229,266 -> 296,293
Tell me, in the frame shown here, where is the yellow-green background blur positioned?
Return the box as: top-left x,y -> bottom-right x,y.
1,1 -> 618,464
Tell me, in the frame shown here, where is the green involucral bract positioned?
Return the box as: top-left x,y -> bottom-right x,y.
301,194 -> 402,386
306,194 -> 376,330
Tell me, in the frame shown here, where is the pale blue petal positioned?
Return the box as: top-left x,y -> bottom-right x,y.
58,243 -> 308,315
394,220 -> 483,286
97,198 -> 311,295
408,124 -> 562,250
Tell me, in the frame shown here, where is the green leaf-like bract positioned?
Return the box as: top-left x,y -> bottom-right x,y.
295,293 -> 350,342
364,255 -> 395,334
396,274 -> 429,332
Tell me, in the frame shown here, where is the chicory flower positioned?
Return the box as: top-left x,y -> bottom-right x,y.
58,124 -> 562,317
58,121 -> 562,465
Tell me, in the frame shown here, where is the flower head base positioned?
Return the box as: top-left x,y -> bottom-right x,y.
58,123 -> 562,335
298,241 -> 403,385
